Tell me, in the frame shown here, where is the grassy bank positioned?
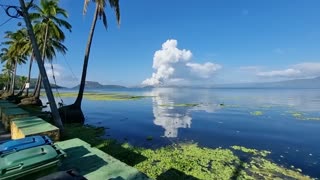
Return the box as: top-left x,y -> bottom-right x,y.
63,124 -> 313,180
53,92 -> 150,101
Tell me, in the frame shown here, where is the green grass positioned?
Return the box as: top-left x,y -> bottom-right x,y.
53,92 -> 149,101
63,124 -> 312,180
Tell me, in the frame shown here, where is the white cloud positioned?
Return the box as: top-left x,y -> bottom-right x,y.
186,62 -> 222,78
45,63 -> 78,87
256,62 -> 320,79
257,68 -> 301,78
142,39 -> 222,86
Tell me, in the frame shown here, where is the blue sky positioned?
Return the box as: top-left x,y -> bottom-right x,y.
1,0 -> 320,87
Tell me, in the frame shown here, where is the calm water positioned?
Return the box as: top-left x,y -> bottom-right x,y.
53,88 -> 320,178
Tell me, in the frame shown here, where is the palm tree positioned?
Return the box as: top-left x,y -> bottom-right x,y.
60,0 -> 120,123
29,0 -> 71,99
19,0 -> 64,131
0,50 -> 12,93
0,31 -> 27,96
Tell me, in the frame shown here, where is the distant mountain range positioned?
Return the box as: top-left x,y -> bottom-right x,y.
67,77 -> 320,90
72,81 -> 127,89
212,76 -> 320,89
140,76 -> 320,89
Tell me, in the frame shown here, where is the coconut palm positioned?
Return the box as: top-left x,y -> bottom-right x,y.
0,50 -> 12,92
0,33 -> 27,96
60,0 -> 120,123
29,0 -> 71,99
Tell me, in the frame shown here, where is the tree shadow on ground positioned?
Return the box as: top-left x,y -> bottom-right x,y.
59,146 -> 108,176
99,140 -> 147,166
63,124 -> 147,167
157,168 -> 199,180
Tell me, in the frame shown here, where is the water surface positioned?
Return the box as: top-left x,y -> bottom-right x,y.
54,88 -> 320,177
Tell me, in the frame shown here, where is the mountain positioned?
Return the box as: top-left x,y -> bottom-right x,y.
213,76 -> 320,89
72,81 -> 127,89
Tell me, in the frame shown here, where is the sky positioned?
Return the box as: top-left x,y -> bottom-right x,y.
1,0 -> 320,87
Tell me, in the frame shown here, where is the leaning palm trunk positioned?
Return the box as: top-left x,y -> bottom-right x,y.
19,0 -> 63,131
74,5 -> 99,107
34,24 -> 50,99
10,62 -> 17,95
26,55 -> 33,96
59,5 -> 99,124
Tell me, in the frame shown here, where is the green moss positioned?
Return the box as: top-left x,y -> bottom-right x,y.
55,92 -> 149,101
250,111 -> 263,116
159,103 -> 199,107
63,125 -> 312,180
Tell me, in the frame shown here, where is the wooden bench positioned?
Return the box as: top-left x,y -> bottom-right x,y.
1,108 -> 29,131
11,116 -> 60,141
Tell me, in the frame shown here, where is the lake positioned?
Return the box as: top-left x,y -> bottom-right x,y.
51,88 -> 320,178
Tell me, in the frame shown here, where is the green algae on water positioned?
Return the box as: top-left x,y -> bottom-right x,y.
250,111 -> 263,116
54,92 -> 149,101
159,103 -> 199,107
63,125 -> 312,180
232,146 -> 271,157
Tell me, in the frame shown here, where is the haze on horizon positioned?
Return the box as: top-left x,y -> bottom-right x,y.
1,0 -> 320,88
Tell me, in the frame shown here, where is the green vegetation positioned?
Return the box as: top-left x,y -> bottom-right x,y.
232,146 -> 270,157
292,112 -> 303,118
159,103 -> 199,107
220,104 -> 241,108
289,112 -> 320,121
63,124 -> 312,180
55,92 -> 149,101
250,111 -> 263,116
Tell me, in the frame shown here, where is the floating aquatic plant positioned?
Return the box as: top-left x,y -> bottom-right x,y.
159,103 -> 199,107
53,92 -> 149,101
250,111 -> 263,116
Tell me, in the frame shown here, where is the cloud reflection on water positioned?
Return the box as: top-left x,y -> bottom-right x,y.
146,88 -> 221,138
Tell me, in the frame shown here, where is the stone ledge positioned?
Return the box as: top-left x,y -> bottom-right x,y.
55,138 -> 150,180
11,116 -> 60,141
1,108 -> 29,131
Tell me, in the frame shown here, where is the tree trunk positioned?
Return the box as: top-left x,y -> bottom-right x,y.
34,23 -> 49,99
74,4 -> 99,107
34,75 -> 42,99
33,73 -> 41,96
26,55 -> 33,96
5,75 -> 10,93
19,0 -> 63,131
10,62 -> 17,95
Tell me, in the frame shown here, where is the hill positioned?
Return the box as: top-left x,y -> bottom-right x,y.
72,81 -> 127,89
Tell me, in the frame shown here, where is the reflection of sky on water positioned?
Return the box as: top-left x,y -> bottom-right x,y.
144,88 -> 320,138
